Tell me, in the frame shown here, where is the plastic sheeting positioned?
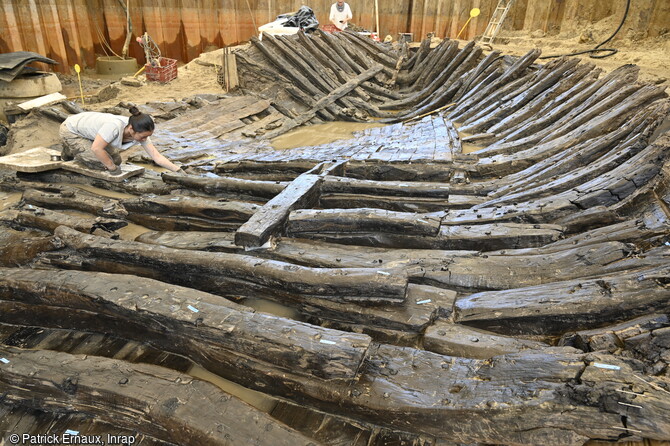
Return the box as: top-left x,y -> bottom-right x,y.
279,6 -> 320,32
0,51 -> 57,82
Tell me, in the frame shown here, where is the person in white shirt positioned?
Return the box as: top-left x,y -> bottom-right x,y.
330,1 -> 353,30
60,106 -> 182,174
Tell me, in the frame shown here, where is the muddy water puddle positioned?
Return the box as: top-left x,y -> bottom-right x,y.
461,142 -> 483,154
241,297 -> 302,320
186,300 -> 304,413
271,121 -> 386,150
270,120 -> 486,156
188,364 -> 277,413
455,123 -> 484,155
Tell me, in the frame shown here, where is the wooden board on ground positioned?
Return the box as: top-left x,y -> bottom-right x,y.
17,92 -> 67,111
60,162 -> 145,182
0,147 -> 63,172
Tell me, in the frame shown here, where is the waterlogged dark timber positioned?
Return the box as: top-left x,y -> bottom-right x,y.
52,226 -> 409,304
0,346 -> 320,446
1,269 -> 669,444
0,268 -> 371,381
2,32 -> 670,445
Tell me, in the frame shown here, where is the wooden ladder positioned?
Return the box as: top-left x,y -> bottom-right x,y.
479,0 -> 514,45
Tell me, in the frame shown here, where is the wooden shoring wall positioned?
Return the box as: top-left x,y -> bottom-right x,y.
0,0 -> 668,74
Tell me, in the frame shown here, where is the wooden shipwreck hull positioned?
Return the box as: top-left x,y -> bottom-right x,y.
1,33 -> 670,445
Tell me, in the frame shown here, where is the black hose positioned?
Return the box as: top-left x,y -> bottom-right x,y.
539,0 -> 631,59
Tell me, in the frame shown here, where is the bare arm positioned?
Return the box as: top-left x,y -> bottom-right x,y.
90,134 -> 117,171
143,141 -> 181,172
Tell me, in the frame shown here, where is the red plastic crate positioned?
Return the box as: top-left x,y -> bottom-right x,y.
145,57 -> 177,83
321,24 -> 341,33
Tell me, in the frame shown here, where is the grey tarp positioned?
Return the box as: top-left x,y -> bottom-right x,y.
0,51 -> 58,83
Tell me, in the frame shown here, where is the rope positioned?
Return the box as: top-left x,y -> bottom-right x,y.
137,32 -> 161,66
540,0 -> 631,60
88,0 -> 122,58
244,0 -> 258,33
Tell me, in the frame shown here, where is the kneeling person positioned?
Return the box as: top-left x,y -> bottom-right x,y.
60,106 -> 181,174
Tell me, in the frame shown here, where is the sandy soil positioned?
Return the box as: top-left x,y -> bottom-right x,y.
60,49 -> 229,110
490,14 -> 670,87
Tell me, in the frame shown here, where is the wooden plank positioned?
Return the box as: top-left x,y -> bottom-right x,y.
0,226 -> 55,267
121,194 -> 257,225
17,92 -> 67,110
25,0 -> 48,64
0,147 -> 63,172
560,314 -> 670,353
287,208 -> 441,237
8,170 -> 176,196
55,0 -> 83,67
39,0 -> 69,69
60,161 -> 145,183
162,171 -> 287,199
141,1 -> 167,62
73,0 -> 97,68
22,186 -> 128,219
0,402 -> 173,446
180,0 -> 202,61
235,173 -> 322,248
322,175 -> 487,200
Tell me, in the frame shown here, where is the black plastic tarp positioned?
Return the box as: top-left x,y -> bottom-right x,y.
0,51 -> 58,83
279,6 -> 319,32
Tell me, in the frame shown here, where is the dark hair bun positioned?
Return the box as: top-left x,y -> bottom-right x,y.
128,106 -> 141,116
